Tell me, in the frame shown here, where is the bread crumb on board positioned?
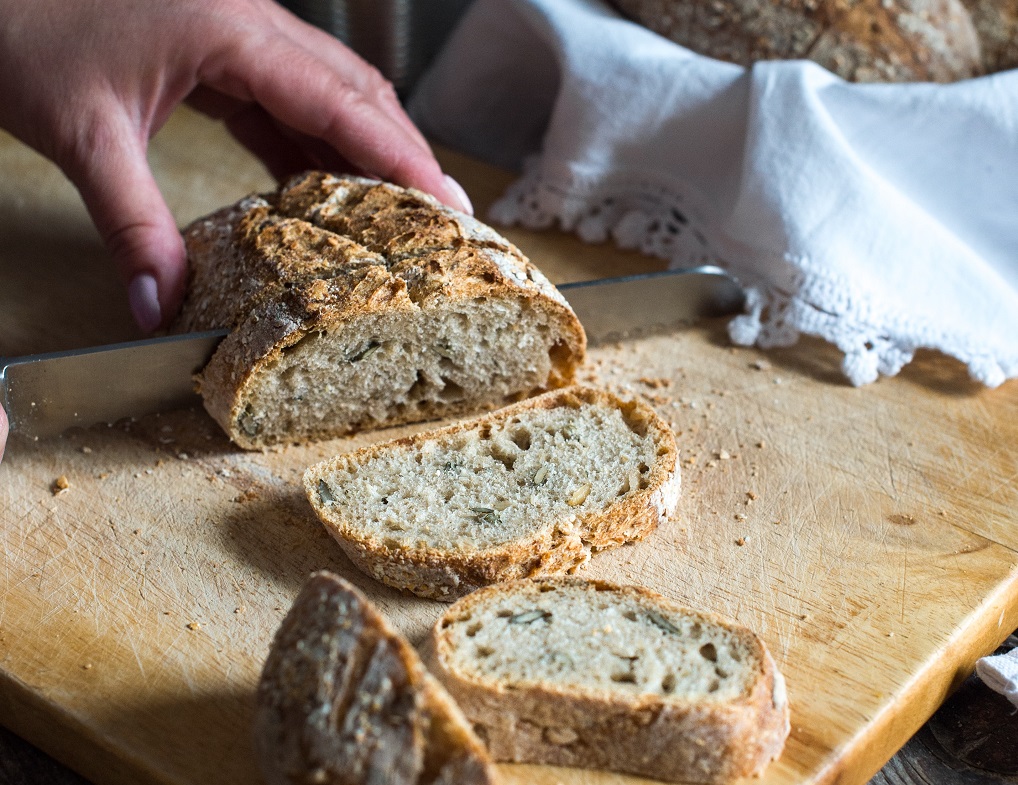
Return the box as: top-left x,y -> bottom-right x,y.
640,391 -> 672,406
51,475 -> 70,495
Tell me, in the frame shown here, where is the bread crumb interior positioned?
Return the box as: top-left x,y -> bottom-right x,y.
442,583 -> 757,701
238,298 -> 562,443
316,400 -> 664,550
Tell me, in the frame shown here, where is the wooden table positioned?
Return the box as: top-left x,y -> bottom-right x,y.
2,107 -> 1018,785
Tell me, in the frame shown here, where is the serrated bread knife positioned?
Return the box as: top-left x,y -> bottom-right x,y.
0,266 -> 744,438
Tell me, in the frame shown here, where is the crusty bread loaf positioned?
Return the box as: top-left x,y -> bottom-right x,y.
611,0 -> 983,82
254,571 -> 497,785
960,0 -> 1018,72
173,171 -> 586,449
303,386 -> 679,601
424,577 -> 790,784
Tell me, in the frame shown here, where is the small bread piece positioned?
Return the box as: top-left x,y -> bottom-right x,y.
304,386 -> 679,601
425,577 -> 790,784
254,571 -> 496,785
611,0 -> 983,83
173,171 -> 586,449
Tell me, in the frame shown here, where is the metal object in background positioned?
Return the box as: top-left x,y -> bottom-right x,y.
279,0 -> 477,96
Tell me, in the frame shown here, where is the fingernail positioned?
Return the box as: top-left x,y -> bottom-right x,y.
128,273 -> 162,333
444,174 -> 474,216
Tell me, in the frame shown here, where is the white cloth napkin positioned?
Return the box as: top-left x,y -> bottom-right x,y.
410,0 -> 1018,386
977,648 -> 1018,709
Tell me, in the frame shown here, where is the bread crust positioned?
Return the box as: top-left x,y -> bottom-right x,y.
254,570 -> 496,785
424,577 -> 790,784
303,386 -> 680,601
960,0 -> 1018,72
174,172 -> 586,449
611,0 -> 982,82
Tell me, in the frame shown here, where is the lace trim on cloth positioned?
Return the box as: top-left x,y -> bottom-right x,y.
490,161 -> 1013,388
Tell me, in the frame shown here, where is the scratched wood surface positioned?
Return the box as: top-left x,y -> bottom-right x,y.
1,107 -> 1017,785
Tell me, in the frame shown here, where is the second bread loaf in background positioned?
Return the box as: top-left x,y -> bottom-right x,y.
610,0 -> 984,81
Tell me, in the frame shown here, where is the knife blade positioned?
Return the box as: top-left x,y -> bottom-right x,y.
559,265 -> 744,344
0,265 -> 743,438
0,330 -> 228,440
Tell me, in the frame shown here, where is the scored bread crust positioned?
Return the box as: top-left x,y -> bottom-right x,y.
424,577 -> 790,785
610,0 -> 982,82
303,386 -> 680,601
173,172 -> 586,449
254,570 -> 496,785
960,0 -> 1018,72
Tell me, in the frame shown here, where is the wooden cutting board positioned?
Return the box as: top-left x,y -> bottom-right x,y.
1,107 -> 1017,785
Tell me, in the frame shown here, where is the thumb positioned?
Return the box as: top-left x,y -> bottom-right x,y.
69,116 -> 187,332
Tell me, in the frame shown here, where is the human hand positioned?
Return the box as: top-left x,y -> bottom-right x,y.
0,0 -> 471,333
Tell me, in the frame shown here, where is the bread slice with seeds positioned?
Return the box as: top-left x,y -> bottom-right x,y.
254,571 -> 496,785
424,577 -> 790,784
173,171 -> 585,449
303,386 -> 679,601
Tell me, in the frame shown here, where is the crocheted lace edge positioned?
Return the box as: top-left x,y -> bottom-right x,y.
490,167 -> 1015,388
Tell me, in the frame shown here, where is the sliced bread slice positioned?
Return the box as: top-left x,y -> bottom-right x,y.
254,571 -> 496,785
424,577 -> 790,784
174,171 -> 586,449
303,386 -> 679,601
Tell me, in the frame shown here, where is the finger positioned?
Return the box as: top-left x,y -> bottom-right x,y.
187,87 -> 317,180
186,83 -> 248,121
0,402 -> 7,464
203,38 -> 471,212
65,111 -> 187,331
259,2 -> 433,154
253,58 -> 465,211
223,103 -> 321,181
189,86 -> 369,186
